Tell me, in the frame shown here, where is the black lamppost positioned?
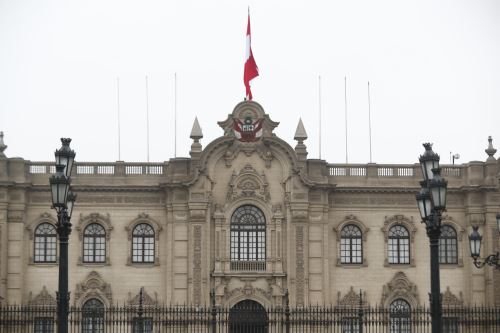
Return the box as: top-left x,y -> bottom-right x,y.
468,213 -> 500,269
49,138 -> 76,333
415,143 -> 448,333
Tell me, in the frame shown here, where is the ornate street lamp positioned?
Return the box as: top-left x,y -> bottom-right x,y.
49,138 -> 76,333
468,218 -> 500,269
416,143 -> 447,333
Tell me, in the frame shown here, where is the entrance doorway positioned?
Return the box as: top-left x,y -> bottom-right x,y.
229,300 -> 268,333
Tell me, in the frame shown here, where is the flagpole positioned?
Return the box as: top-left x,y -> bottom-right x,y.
117,77 -> 121,161
146,75 -> 150,163
174,72 -> 177,158
368,81 -> 373,163
344,76 -> 348,164
318,75 -> 322,160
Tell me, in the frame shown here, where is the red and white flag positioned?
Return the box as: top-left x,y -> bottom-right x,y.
244,11 -> 259,100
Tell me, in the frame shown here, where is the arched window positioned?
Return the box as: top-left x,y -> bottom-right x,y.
82,298 -> 104,333
390,299 -> 411,333
34,223 -> 57,263
83,224 -> 106,263
230,205 -> 266,264
388,225 -> 410,264
132,223 -> 155,263
439,225 -> 458,264
340,224 -> 363,264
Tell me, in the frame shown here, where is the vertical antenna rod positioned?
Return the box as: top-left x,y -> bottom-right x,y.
368,81 -> 373,163
318,75 -> 322,159
117,77 -> 121,161
174,73 -> 177,158
146,75 -> 150,162
344,76 -> 348,164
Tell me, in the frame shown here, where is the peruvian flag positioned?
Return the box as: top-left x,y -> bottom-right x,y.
244,11 -> 259,100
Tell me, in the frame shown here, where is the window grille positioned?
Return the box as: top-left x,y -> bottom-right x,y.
83,223 -> 106,263
388,225 -> 410,264
132,223 -> 155,263
230,205 -> 266,266
340,225 -> 363,264
439,225 -> 458,264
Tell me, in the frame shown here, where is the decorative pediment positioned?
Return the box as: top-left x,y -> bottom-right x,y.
26,212 -> 57,240
334,214 -> 370,241
76,212 -> 113,240
27,286 -> 56,307
381,272 -> 419,307
226,164 -> 270,202
381,215 -> 417,241
225,281 -> 272,302
74,271 -> 112,306
127,288 -> 158,306
442,287 -> 463,307
337,287 -> 367,308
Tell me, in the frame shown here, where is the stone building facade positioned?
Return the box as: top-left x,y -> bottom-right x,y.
0,101 -> 499,309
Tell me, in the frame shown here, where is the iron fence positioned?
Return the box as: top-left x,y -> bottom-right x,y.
0,304 -> 499,333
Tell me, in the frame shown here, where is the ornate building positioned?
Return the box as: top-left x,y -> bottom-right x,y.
0,100 -> 499,310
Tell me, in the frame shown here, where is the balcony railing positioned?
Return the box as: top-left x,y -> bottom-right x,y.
26,162 -> 166,176
230,260 -> 266,271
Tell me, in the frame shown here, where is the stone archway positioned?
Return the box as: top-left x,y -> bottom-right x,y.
229,299 -> 268,333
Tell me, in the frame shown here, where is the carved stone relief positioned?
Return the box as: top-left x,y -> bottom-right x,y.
295,226 -> 305,306
337,287 -> 367,308
380,272 -> 419,307
193,225 -> 202,305
27,286 -> 56,306
442,287 -> 463,307
74,271 -> 112,306
226,164 -> 270,203
128,288 -> 158,306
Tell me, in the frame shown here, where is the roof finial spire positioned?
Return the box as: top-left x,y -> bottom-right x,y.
0,132 -> 7,158
485,136 -> 497,161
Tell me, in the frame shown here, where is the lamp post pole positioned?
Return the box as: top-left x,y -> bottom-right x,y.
416,143 -> 447,333
49,138 -> 76,333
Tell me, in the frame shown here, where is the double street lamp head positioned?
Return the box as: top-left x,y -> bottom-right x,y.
416,143 -> 447,224
50,138 -> 76,214
55,138 -> 76,178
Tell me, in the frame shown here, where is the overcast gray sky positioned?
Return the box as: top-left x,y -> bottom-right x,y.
1,0 -> 499,164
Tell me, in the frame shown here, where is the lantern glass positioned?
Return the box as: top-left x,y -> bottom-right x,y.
429,168 -> 447,210
496,213 -> 500,233
468,226 -> 482,259
67,192 -> 76,219
416,182 -> 432,221
49,166 -> 70,208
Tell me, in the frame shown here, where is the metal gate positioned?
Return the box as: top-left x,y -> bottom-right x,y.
228,300 -> 268,333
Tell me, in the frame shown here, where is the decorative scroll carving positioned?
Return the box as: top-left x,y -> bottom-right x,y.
337,287 -> 367,308
381,272 -> 419,307
442,287 -> 463,307
225,281 -> 272,301
27,286 -> 56,307
226,164 -> 270,203
74,271 -> 112,306
193,225 -> 202,305
128,288 -> 158,306
295,226 -> 305,306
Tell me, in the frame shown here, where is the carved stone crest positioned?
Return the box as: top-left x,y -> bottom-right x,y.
381,272 -> 419,307
74,271 -> 112,306
226,164 -> 270,202
128,288 -> 158,306
28,286 -> 56,307
337,287 -> 367,308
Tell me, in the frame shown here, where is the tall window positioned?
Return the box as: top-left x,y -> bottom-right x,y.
390,299 -> 411,333
34,223 -> 57,263
388,225 -> 410,264
230,205 -> 266,262
82,298 -> 104,333
132,223 -> 155,263
340,225 -> 363,264
439,225 -> 458,264
83,224 -> 106,263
